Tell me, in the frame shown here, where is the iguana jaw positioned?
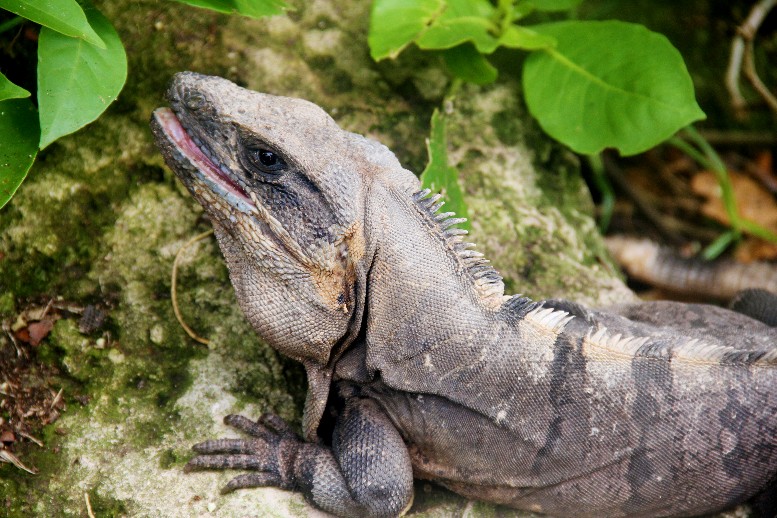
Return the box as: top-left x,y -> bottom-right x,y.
152,107 -> 254,214
152,107 -> 321,271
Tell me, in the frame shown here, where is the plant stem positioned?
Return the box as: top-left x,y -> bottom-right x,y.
702,230 -> 739,260
670,126 -> 777,255
587,153 -> 614,232
0,16 -> 24,36
446,77 -> 463,101
496,0 -> 514,36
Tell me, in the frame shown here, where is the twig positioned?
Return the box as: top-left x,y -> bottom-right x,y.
85,492 -> 96,518
171,230 -> 214,346
725,32 -> 747,113
725,0 -> 777,116
2,320 -> 23,358
0,448 -> 36,474
40,298 -> 54,319
743,31 -> 777,114
17,430 -> 43,447
49,387 -> 64,411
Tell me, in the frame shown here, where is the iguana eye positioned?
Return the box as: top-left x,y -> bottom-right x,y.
183,91 -> 207,111
245,147 -> 287,174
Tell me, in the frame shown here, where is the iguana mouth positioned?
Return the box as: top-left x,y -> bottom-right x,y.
153,107 -> 252,206
153,107 -> 317,269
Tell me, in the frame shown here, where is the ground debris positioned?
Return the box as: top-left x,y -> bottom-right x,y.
1,302 -> 76,473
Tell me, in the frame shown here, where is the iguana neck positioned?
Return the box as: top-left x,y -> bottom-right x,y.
363,184 -> 503,352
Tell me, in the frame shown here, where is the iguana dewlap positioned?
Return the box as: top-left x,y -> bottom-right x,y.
151,72 -> 777,518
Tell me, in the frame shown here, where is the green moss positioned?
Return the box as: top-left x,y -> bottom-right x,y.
85,491 -> 128,517
492,109 -> 523,146
0,290 -> 15,315
306,54 -> 335,72
49,319 -> 108,383
158,448 -> 178,470
222,333 -> 302,427
329,69 -> 355,94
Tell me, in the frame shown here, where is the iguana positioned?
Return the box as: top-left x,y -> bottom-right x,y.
151,72 -> 777,518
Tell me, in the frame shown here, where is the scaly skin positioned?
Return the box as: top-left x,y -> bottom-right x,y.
151,72 -> 777,518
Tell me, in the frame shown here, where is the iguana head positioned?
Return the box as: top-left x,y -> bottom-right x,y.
151,72 -> 405,368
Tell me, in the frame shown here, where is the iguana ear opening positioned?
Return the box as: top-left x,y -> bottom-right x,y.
302,360 -> 334,442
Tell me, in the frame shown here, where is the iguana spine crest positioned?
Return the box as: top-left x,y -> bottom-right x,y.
411,189 -> 505,307
584,326 -> 777,365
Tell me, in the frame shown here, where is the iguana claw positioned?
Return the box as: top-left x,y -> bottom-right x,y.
185,413 -> 300,492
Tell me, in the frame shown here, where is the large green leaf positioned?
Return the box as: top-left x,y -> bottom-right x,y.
369,0 -> 442,60
522,21 -> 705,155
0,98 -> 39,210
420,109 -> 470,230
37,4 -> 127,149
173,0 -> 289,18
0,0 -> 105,48
0,72 -> 30,101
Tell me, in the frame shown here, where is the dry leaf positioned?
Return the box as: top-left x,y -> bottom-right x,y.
690,170 -> 777,231
734,237 -> 777,262
27,319 -> 54,347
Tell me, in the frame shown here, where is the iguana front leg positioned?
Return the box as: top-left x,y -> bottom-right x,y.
186,397 -> 414,518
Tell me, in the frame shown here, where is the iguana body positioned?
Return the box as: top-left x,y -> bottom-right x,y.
151,72 -> 777,518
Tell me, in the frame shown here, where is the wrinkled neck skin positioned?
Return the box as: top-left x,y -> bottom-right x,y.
210,213 -> 374,442
360,182 -> 499,377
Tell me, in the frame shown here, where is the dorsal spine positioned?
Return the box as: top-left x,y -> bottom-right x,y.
411,189 -> 505,307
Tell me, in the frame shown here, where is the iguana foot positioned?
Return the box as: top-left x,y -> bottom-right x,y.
185,397 -> 414,518
185,413 -> 300,493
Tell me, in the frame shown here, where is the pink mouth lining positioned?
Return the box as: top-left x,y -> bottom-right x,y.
154,108 -> 251,203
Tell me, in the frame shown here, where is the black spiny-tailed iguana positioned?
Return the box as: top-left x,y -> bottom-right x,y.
151,72 -> 777,518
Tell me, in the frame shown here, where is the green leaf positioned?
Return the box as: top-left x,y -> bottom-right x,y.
369,0 -> 442,60
421,109 -> 470,230
510,3 -> 536,21
499,25 -> 555,50
173,0 -> 289,18
528,0 -> 583,11
418,16 -> 497,53
0,72 -> 30,101
37,5 -> 127,149
369,0 -> 527,60
417,0 -> 500,54
0,0 -> 105,48
0,98 -> 39,210
442,44 -> 497,85
522,21 -> 705,156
